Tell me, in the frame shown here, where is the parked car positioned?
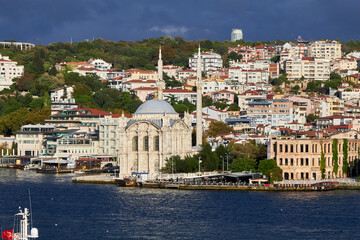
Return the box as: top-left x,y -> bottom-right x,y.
102,165 -> 119,173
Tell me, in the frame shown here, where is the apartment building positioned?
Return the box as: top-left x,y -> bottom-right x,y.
331,57 -> 357,71
247,99 -> 293,127
308,40 -> 342,60
16,124 -> 55,156
162,65 -> 182,78
230,59 -> 279,78
285,57 -> 330,81
125,69 -> 157,80
229,67 -> 269,83
0,54 -> 24,90
50,86 -> 74,103
178,69 -> 196,81
189,52 -> 223,72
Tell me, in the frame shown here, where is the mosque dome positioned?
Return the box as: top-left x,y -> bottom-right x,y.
134,99 -> 177,115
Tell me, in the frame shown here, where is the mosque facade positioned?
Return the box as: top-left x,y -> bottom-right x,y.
99,100 -> 193,178
99,46 -> 202,179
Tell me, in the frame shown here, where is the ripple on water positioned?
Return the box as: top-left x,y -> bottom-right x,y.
0,169 -> 360,240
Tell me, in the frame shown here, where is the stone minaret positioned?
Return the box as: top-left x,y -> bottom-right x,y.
196,46 -> 203,147
156,46 -> 165,100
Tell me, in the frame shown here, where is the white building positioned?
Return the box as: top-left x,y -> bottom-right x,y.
0,54 -> 24,90
202,79 -> 227,94
162,65 -> 182,78
89,59 -> 112,71
308,40 -> 342,60
178,69 -> 196,81
202,107 -> 229,122
16,124 -> 55,157
50,86 -> 74,103
0,42 -> 35,50
229,67 -> 269,83
189,52 -> 223,73
231,29 -> 243,42
285,57 -> 330,81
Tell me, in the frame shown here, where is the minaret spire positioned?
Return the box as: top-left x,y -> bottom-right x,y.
196,44 -> 203,147
156,45 -> 165,100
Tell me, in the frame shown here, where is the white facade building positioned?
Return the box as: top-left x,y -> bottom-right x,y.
89,59 -> 112,71
0,54 -> 24,90
231,29 -> 243,42
285,57 -> 330,81
308,40 -> 342,60
50,86 -> 74,103
189,52 -> 223,73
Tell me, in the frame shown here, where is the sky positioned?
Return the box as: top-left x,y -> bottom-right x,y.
1,0 -> 360,45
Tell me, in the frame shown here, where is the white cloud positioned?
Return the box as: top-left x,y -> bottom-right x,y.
149,25 -> 189,36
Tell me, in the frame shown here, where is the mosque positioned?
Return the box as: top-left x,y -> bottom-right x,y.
99,46 -> 203,179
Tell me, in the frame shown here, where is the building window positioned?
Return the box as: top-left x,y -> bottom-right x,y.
132,136 -> 138,151
143,136 -> 149,151
154,136 -> 159,151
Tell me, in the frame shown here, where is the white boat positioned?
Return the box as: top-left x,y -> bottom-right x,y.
1,207 -> 39,240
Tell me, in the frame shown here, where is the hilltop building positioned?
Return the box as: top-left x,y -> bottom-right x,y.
0,54 -> 24,90
189,51 -> 223,73
231,29 -> 243,42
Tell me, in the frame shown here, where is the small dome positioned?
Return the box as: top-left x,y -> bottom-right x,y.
134,99 -> 177,115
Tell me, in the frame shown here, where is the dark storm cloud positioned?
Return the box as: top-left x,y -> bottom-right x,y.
0,0 -> 359,45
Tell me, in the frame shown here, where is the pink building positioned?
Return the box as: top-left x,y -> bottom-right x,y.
208,89 -> 235,104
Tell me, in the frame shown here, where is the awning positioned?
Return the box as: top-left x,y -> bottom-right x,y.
43,159 -> 68,164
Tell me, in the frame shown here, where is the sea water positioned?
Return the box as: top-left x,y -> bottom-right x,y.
0,169 -> 359,240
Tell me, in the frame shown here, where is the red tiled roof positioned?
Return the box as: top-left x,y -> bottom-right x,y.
131,87 -> 157,91
123,80 -> 156,84
302,57 -> 315,61
164,89 -> 196,93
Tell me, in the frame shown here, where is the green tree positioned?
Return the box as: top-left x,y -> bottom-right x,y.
257,159 -> 282,183
320,143 -> 326,179
207,121 -> 234,138
230,157 -> 257,172
29,98 -> 44,109
228,51 -> 242,62
332,139 -> 339,176
214,99 -> 228,110
173,104 -> 188,113
202,95 -> 213,107
306,114 -> 318,123
48,65 -> 58,76
200,143 -> 219,171
228,103 -> 240,111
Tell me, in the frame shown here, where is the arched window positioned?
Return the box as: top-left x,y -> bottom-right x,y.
154,136 -> 159,151
143,136 -> 149,151
132,136 -> 138,151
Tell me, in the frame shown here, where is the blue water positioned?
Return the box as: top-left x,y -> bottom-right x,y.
0,169 -> 359,240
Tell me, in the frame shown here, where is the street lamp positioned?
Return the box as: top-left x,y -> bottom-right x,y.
198,157 -> 202,176
226,153 -> 230,171
220,156 -> 224,173
172,157 -> 174,175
